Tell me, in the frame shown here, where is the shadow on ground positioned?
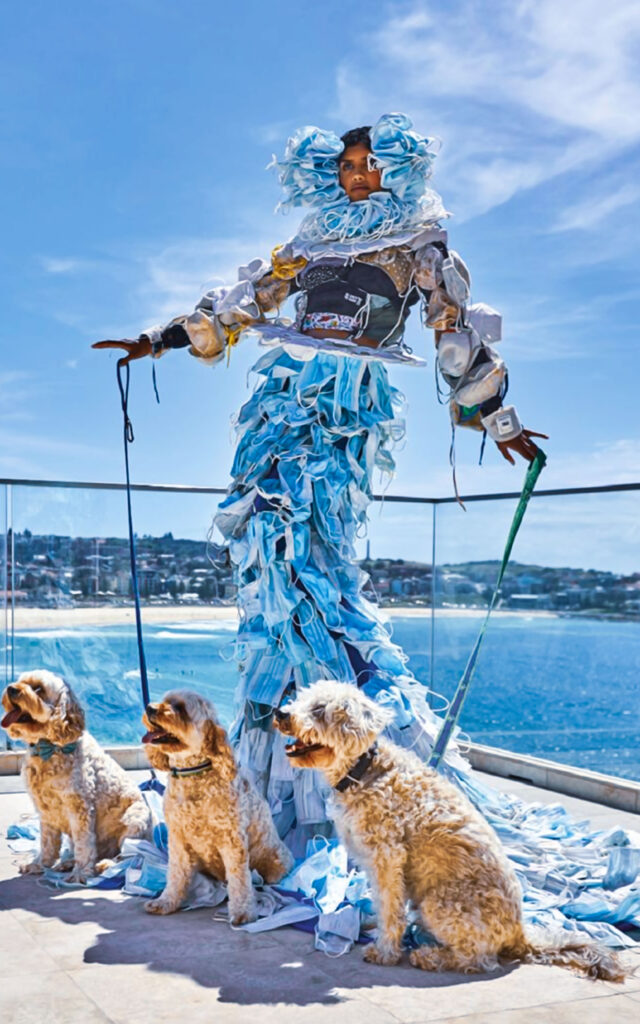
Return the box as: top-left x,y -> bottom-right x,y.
0,873 -> 510,1006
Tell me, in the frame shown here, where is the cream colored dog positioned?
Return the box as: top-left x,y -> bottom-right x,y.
275,681 -> 624,980
1,670 -> 152,882
142,690 -> 293,924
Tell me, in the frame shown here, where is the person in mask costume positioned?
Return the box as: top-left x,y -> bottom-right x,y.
95,117 -> 637,953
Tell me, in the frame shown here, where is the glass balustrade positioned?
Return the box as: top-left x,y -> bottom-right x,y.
1,478 -> 638,782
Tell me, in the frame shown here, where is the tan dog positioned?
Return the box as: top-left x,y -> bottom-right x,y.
142,690 -> 293,924
2,670 -> 152,882
275,681 -> 624,980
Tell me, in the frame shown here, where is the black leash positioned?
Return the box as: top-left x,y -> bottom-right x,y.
116,360 -> 150,710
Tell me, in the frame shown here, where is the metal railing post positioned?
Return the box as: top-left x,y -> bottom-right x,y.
429,502 -> 437,703
9,484 -> 14,682
2,483 -> 7,694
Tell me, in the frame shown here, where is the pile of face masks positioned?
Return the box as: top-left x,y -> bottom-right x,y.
7,771 -> 640,956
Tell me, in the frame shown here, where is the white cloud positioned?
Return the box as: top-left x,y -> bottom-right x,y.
500,288 -> 640,360
0,429 -> 108,459
251,120 -> 296,146
41,257 -> 83,274
0,371 -> 38,422
40,257 -> 103,275
0,371 -> 32,386
435,437 -> 640,495
133,229 -> 282,325
0,429 -> 111,481
365,437 -> 640,572
551,183 -> 640,232
40,224 -> 287,339
333,0 -> 640,220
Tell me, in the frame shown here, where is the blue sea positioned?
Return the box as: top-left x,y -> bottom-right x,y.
9,613 -> 640,782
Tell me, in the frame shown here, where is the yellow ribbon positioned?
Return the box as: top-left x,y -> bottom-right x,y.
270,245 -> 308,280
224,323 -> 244,365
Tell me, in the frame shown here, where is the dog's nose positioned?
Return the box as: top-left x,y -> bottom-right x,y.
273,708 -> 290,724
145,703 -> 157,717
7,684 -> 19,699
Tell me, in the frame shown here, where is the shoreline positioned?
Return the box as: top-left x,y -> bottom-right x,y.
9,604 -> 560,630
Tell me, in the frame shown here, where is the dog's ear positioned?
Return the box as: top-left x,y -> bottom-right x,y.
362,700 -> 394,737
202,717 -> 229,758
144,744 -> 171,772
49,683 -> 85,744
202,717 -> 237,780
309,703 -> 327,724
335,694 -> 393,743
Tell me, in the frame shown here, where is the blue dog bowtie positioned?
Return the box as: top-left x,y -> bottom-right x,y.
29,739 -> 78,762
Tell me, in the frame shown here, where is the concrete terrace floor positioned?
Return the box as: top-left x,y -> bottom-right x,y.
1,770 -> 639,1024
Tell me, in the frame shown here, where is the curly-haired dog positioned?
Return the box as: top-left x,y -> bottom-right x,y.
274,681 -> 624,980
142,690 -> 293,924
1,670 -> 152,883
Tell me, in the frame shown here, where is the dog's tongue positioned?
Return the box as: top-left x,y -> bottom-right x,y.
142,729 -> 166,744
1,708 -> 22,728
285,738 -> 321,757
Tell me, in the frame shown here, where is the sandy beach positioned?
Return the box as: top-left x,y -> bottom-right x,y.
8,603 -> 558,631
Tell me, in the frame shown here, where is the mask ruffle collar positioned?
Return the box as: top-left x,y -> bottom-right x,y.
272,112 -> 442,210
271,113 -> 448,248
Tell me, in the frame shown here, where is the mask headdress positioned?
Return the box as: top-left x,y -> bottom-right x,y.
271,125 -> 344,212
369,113 -> 439,201
272,113 -> 448,251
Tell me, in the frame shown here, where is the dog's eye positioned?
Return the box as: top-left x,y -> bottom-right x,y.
310,705 -> 325,720
31,684 -> 43,695
171,700 -> 185,715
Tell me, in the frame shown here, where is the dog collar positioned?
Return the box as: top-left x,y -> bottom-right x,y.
334,744 -> 379,793
29,739 -> 78,762
169,759 -> 213,779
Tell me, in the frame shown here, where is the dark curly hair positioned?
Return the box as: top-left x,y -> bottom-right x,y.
340,126 -> 372,152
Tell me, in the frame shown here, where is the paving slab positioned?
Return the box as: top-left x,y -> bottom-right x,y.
436,993 -> 640,1023
0,971 -> 111,1024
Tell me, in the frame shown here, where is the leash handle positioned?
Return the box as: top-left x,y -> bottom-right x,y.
428,448 -> 547,769
116,361 -> 150,710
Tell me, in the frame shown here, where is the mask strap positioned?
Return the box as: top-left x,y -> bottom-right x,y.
449,423 -> 466,511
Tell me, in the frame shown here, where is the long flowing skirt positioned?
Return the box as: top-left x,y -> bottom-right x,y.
214,345 -> 639,945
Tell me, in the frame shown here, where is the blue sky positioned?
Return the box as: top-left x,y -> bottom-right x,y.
2,1 -> 640,570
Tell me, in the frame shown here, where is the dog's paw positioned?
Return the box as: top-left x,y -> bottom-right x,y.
229,904 -> 258,927
19,860 -> 44,876
364,943 -> 402,966
68,864 -> 93,885
144,898 -> 176,915
94,859 -> 116,875
261,846 -> 295,884
51,857 -> 74,873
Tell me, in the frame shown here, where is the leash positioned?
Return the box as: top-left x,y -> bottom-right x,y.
428,447 -> 547,770
116,361 -> 150,710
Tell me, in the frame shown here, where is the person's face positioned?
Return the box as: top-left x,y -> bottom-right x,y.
339,142 -> 382,202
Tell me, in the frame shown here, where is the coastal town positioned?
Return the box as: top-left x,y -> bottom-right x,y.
4,529 -> 640,619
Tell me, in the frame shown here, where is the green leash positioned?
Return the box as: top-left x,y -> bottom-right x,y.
428,448 -> 547,769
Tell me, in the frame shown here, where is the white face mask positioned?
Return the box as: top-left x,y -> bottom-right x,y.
467,302 -> 502,344
441,251 -> 471,307
437,329 -> 480,378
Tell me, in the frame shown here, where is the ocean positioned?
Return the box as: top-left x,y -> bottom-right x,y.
9,613 -> 640,782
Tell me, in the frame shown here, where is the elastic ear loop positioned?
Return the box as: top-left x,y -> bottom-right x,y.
218,640 -> 240,664
380,687 -> 452,754
294,599 -> 321,631
455,728 -> 472,758
250,702 -> 278,725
